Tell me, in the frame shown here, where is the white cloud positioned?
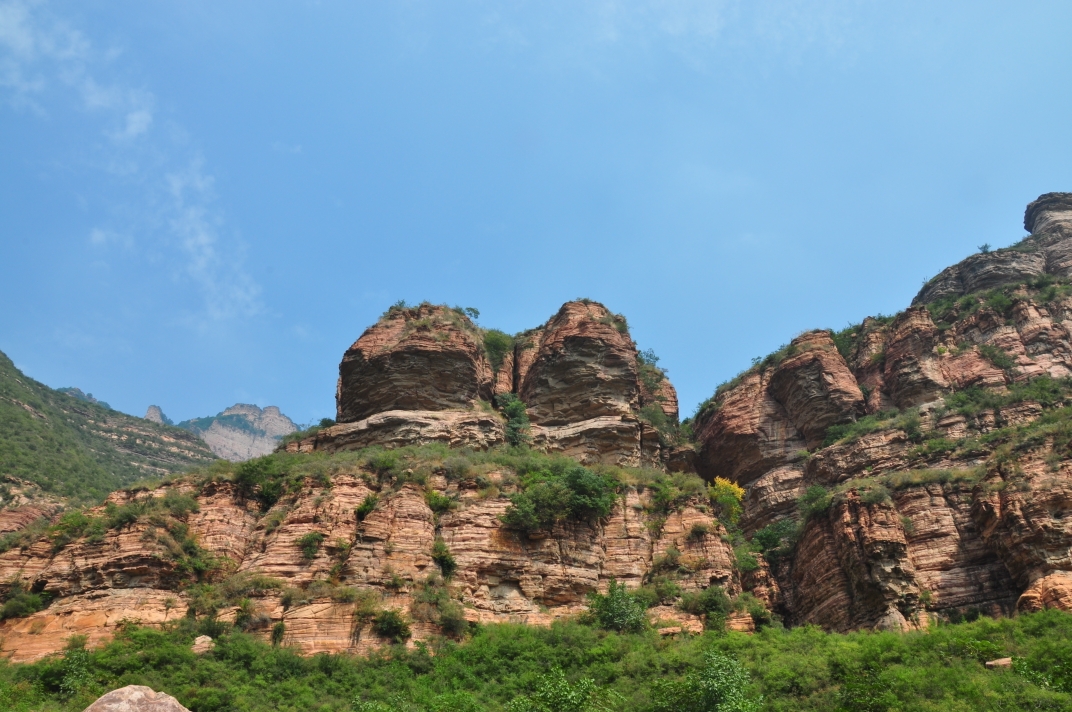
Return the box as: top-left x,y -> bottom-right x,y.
1,0 -> 260,325
167,158 -> 262,322
270,141 -> 302,155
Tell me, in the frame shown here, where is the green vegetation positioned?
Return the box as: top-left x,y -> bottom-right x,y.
0,583 -> 49,621
356,494 -> 379,521
0,350 -> 214,503
371,609 -> 411,644
979,344 -> 1019,376
500,460 -> 618,534
5,611 -> 1072,711
496,394 -> 532,447
430,538 -> 457,578
586,580 -> 647,633
410,575 -> 467,637
945,376 -> 1072,417
484,330 -> 515,373
295,532 -> 326,560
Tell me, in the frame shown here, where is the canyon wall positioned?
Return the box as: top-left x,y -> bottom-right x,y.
6,194 -> 1072,661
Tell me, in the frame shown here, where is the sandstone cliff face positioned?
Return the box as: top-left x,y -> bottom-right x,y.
0,468 -> 729,662
337,304 -> 494,423
292,300 -> 685,469
692,195 -> 1072,631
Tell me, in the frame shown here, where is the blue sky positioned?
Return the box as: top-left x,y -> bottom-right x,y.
2,1 -> 1071,425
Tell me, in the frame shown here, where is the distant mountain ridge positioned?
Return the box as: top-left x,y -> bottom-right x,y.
147,403 -> 298,462
0,350 -> 216,504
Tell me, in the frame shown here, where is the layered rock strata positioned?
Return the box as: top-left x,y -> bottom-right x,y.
693,194 -> 1072,631
293,300 -> 684,468
914,192 -> 1072,305
0,473 -> 731,662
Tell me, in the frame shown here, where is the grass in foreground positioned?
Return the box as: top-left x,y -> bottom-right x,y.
2,611 -> 1072,712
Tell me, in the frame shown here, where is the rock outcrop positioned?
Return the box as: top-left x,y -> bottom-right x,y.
84,685 -> 190,712
337,304 -> 494,423
144,405 -> 172,425
0,467 -> 729,662
913,192 -> 1072,305
693,194 -> 1072,631
292,300 -> 685,468
176,404 -> 298,461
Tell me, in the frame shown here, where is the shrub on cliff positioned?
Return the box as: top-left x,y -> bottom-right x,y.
371,609 -> 411,643
484,330 -> 515,372
0,584 -> 48,620
585,580 -> 647,633
501,462 -> 618,534
496,393 -> 531,447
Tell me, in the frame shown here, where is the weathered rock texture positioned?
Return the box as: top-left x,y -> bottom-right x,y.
337,304 -> 495,423
292,300 -> 685,468
0,471 -> 729,662
693,194 -> 1072,631
177,404 -> 298,462
84,685 -> 190,712
914,192 -> 1072,305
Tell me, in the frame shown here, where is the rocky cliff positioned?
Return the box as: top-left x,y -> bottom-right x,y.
175,405 -> 298,461
693,192 -> 1072,632
7,194 -> 1072,662
291,300 -> 685,468
0,451 -> 738,662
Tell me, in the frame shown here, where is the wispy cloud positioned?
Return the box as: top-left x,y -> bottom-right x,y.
271,141 -> 302,155
462,0 -> 863,71
0,0 -> 260,325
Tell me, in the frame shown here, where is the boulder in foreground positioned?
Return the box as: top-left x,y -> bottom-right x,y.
83,685 -> 189,712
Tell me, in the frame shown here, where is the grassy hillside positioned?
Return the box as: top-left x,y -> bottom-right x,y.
0,350 -> 215,503
2,611 -> 1070,711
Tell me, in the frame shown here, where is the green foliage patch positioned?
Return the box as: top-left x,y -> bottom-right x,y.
7,611 -> 1072,711
500,461 -> 619,534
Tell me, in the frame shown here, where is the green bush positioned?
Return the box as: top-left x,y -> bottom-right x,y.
585,580 -> 646,633
507,668 -> 622,712
431,538 -> 457,578
371,609 -> 411,643
0,585 -> 48,620
484,330 -> 515,372
500,463 -> 618,534
234,455 -> 297,510
798,486 -> 832,521
425,490 -> 457,516
496,394 -> 531,447
651,650 -> 761,712
979,343 -> 1018,375
296,532 -> 326,560
355,494 -> 378,521
751,519 -> 798,557
679,586 -> 732,629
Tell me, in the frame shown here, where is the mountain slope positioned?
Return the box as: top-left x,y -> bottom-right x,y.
173,404 -> 298,461
0,351 -> 216,503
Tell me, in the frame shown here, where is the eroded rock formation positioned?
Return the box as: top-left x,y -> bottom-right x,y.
0,469 -> 730,662
692,193 -> 1072,631
293,300 -> 684,468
